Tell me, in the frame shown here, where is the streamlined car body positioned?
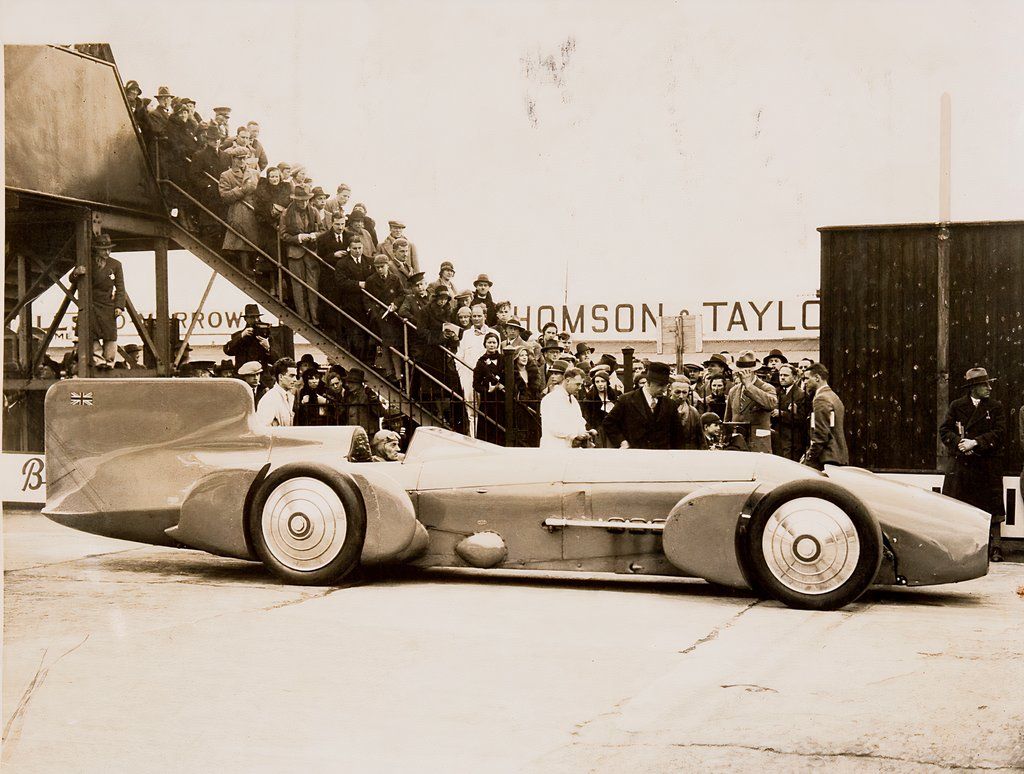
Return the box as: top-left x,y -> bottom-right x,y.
43,379 -> 990,610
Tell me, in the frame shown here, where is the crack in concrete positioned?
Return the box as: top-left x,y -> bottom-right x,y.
256,584 -> 351,612
2,634 -> 90,759
677,599 -> 762,655
673,741 -> 1020,771
3,547 -> 147,574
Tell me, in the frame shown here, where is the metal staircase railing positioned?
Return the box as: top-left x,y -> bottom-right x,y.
157,176 -> 466,430
156,141 -> 551,442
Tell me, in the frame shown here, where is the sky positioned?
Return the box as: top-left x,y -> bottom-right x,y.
5,0 -> 1024,341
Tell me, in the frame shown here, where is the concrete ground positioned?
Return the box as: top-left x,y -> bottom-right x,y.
3,507 -> 1024,773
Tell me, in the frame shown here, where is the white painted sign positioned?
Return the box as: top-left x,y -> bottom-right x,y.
1,453 -> 47,504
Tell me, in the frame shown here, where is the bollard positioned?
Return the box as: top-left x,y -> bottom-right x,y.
622,346 -> 635,392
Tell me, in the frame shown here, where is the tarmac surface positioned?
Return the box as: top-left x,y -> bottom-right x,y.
3,506 -> 1024,773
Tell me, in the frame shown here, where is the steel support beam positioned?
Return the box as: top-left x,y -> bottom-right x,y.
935,225 -> 951,469
154,238 -> 170,375
75,213 -> 92,378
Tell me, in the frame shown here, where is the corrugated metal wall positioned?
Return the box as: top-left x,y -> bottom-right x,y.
820,221 -> 1023,474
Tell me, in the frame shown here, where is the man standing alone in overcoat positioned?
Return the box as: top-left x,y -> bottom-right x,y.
939,367 -> 1006,561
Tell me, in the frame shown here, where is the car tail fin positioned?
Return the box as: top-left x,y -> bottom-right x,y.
44,378 -> 258,516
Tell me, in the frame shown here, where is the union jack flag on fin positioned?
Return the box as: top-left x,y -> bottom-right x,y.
70,391 -> 93,406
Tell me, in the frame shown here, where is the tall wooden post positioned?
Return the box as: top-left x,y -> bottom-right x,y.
935,94 -> 952,472
154,238 -> 170,375
935,225 -> 951,471
75,214 -> 92,377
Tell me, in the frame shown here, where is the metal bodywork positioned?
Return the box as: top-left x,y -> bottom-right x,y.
44,379 -> 990,591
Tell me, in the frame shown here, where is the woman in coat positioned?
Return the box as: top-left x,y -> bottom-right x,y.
581,366 -> 620,447
254,166 -> 292,258
510,346 -> 543,447
473,332 -> 506,445
218,146 -> 260,275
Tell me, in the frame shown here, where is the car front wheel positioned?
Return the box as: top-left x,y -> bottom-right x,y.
743,480 -> 882,610
248,465 -> 367,585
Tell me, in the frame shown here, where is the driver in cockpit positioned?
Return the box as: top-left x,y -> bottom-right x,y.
371,430 -> 405,462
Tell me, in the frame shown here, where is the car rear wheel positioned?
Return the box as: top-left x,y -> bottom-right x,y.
248,465 -> 366,585
742,481 -> 882,610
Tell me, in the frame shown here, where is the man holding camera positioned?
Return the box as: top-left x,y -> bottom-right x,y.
223,303 -> 273,369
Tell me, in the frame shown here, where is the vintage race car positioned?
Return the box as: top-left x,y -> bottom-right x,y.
43,379 -> 990,610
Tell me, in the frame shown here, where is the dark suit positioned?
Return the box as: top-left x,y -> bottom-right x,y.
773,383 -> 810,461
804,385 -> 849,469
333,254 -> 374,357
939,395 -> 1006,521
316,229 -> 350,337
223,327 -> 273,369
602,388 -> 685,450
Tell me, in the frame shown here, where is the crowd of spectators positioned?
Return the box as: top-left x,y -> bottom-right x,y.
118,78 -> 848,467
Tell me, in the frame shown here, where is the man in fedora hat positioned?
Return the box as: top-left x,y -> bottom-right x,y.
800,362 -> 849,469
223,303 -> 272,369
602,361 -> 685,450
333,236 -> 375,359
939,366 -> 1007,561
723,350 -> 778,453
70,233 -> 125,370
146,86 -> 175,150
471,274 -> 497,326
279,185 -> 326,324
696,353 -> 733,405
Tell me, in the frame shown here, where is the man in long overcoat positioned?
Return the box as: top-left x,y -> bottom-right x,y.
939,366 -> 1006,561
602,362 -> 685,450
71,233 -> 125,369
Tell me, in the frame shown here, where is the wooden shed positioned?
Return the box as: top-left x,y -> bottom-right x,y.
819,221 -> 1023,475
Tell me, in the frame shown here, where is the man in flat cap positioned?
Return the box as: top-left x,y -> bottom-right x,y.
603,362 -> 685,450
380,220 -> 419,272
70,233 -> 125,370
939,366 -> 1007,561
237,360 -> 266,404
212,106 -> 232,143
724,350 -> 778,454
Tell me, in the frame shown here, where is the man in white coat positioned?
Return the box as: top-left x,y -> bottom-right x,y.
255,357 -> 300,427
540,367 -> 594,448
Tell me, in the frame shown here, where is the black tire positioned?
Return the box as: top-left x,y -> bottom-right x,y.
739,479 -> 882,611
248,463 -> 367,585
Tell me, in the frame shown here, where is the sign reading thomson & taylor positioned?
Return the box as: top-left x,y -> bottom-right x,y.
25,297 -> 820,345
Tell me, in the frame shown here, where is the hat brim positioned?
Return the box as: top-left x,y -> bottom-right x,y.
964,377 -> 996,387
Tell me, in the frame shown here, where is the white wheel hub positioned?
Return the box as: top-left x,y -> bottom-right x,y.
761,497 -> 860,595
261,477 -> 348,571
